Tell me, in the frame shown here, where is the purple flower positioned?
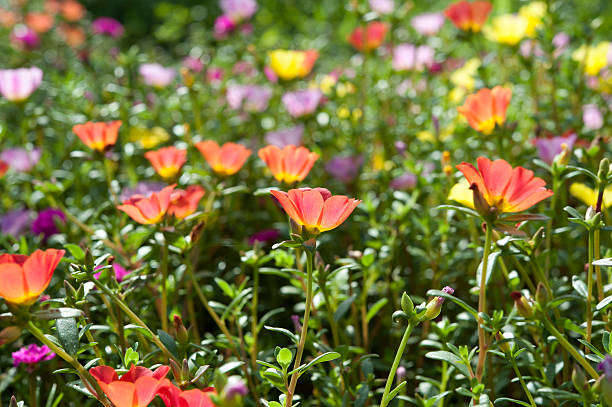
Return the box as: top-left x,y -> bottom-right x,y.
12,344 -> 54,369
394,141 -> 407,155
519,40 -> 544,58
534,132 -> 577,165
225,377 -> 249,399
552,32 -> 569,58
214,15 -> 236,39
265,125 -> 304,148
226,84 -> 272,113
0,148 -> 41,172
326,155 -> 363,183
92,17 -> 124,38
11,25 -> 40,50
94,263 -> 130,282
183,56 -> 204,73
396,366 -> 406,381
369,0 -> 394,14
139,63 -> 176,89
599,355 -> 612,377
393,44 -> 435,72
119,182 -> 165,202
390,173 -> 417,190
0,67 -> 43,102
583,104 -> 603,130
411,13 -> 445,36
282,89 -> 323,118
264,66 -> 278,83
220,0 -> 257,23
248,229 -> 280,245
0,209 -> 32,238
32,208 -> 65,239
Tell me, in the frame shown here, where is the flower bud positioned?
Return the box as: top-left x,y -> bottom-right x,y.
180,67 -> 194,88
598,158 -> 610,182
535,282 -> 548,307
173,315 -> 189,346
0,326 -> 21,345
396,366 -> 406,382
495,332 -> 511,354
510,291 -> 534,319
9,396 -> 18,407
572,365 -> 588,394
224,376 -> 249,404
422,286 -> 454,321
442,150 -> 451,165
443,165 -> 453,176
470,183 -> 494,221
553,142 -> 572,167
401,292 -> 414,315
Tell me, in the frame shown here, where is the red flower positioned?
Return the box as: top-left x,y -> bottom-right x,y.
270,188 -> 361,234
90,365 -> 171,407
444,1 -> 492,32
258,145 -> 319,184
144,146 -> 187,180
168,185 -> 206,219
0,160 -> 8,177
72,121 -> 122,152
117,185 -> 176,224
0,249 -> 64,305
456,157 -> 553,214
195,141 -> 251,176
348,22 -> 388,52
457,86 -> 512,135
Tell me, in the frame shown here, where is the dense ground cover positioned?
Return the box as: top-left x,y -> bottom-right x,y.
0,0 -> 611,406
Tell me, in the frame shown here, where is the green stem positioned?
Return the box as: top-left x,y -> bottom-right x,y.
320,274 -> 340,347
26,321 -> 112,407
251,262 -> 259,374
90,278 -> 179,363
586,229 -> 594,349
510,359 -> 537,407
476,223 -> 493,381
160,233 -> 169,332
546,176 -> 560,274
438,361 -> 448,407
380,321 -> 415,407
103,158 -> 119,206
541,317 -> 599,379
286,249 -> 315,407
594,229 -> 607,327
29,374 -> 37,407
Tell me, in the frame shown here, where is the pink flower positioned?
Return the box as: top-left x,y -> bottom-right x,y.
207,67 -> 224,83
91,17 -> 123,38
326,155 -> 363,183
183,56 -> 204,73
392,44 -> 435,71
214,14 -> 236,39
553,32 -> 569,58
94,263 -> 130,282
583,104 -> 603,130
0,67 -> 43,101
411,13 -> 445,36
220,0 -> 257,23
226,84 -> 272,112
534,131 -> 577,165
282,89 -> 323,118
265,125 -> 304,147
12,344 -> 54,370
369,0 -> 394,14
0,148 -> 41,172
11,25 -> 40,50
264,66 -> 278,83
390,173 -> 417,190
139,63 -> 176,88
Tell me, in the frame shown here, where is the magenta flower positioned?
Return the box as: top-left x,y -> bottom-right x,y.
411,13 -> 445,36
10,25 -> 40,50
369,0 -> 394,14
226,84 -> 272,112
534,132 -> 577,165
12,344 -> 54,370
220,0 -> 257,23
248,229 -> 281,245
0,67 -> 43,102
583,104 -> 603,130
264,66 -> 279,83
214,15 -> 237,39
207,67 -> 224,83
265,125 -> 304,147
92,17 -> 124,38
390,173 -> 417,190
282,89 -> 323,118
0,209 -> 33,238
183,56 -> 204,73
0,148 -> 41,172
94,263 -> 130,282
326,155 -> 363,183
139,63 -> 176,88
393,44 -> 435,72
32,208 -> 65,240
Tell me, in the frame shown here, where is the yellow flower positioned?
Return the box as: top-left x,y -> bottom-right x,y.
337,106 -> 350,119
485,14 -> 528,45
319,74 -> 337,94
129,126 -> 170,149
519,2 -> 546,37
569,183 -> 612,208
268,50 -> 318,81
450,58 -> 480,91
351,108 -> 363,121
448,180 -> 474,209
572,42 -> 612,76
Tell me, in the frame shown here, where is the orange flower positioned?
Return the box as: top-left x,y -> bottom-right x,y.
0,249 -> 64,305
444,0 -> 492,32
258,145 -> 319,184
73,121 -> 122,152
90,365 -> 171,407
61,0 -> 85,21
168,186 -> 206,219
456,157 -> 553,214
59,23 -> 85,47
144,146 -> 187,180
348,22 -> 388,52
158,385 -> 215,407
26,12 -> 54,33
195,140 -> 251,176
457,86 -> 511,135
117,185 -> 176,224
271,188 -> 361,234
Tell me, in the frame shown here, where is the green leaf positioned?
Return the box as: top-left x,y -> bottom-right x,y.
264,326 -> 298,344
355,384 -> 370,407
218,361 -> 245,373
597,295 -> 612,311
124,347 -> 139,368
436,205 -> 479,218
564,206 -> 584,220
493,398 -> 532,406
277,348 -> 293,370
366,298 -> 388,322
572,276 -> 588,299
56,318 -> 79,356
293,351 -> 341,375
594,258 -> 612,267
476,251 -> 501,287
386,381 -> 407,404
214,277 -> 234,298
34,308 -> 84,320
425,351 -> 470,378
157,330 -> 178,358
334,294 -> 357,322
64,244 -> 85,261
